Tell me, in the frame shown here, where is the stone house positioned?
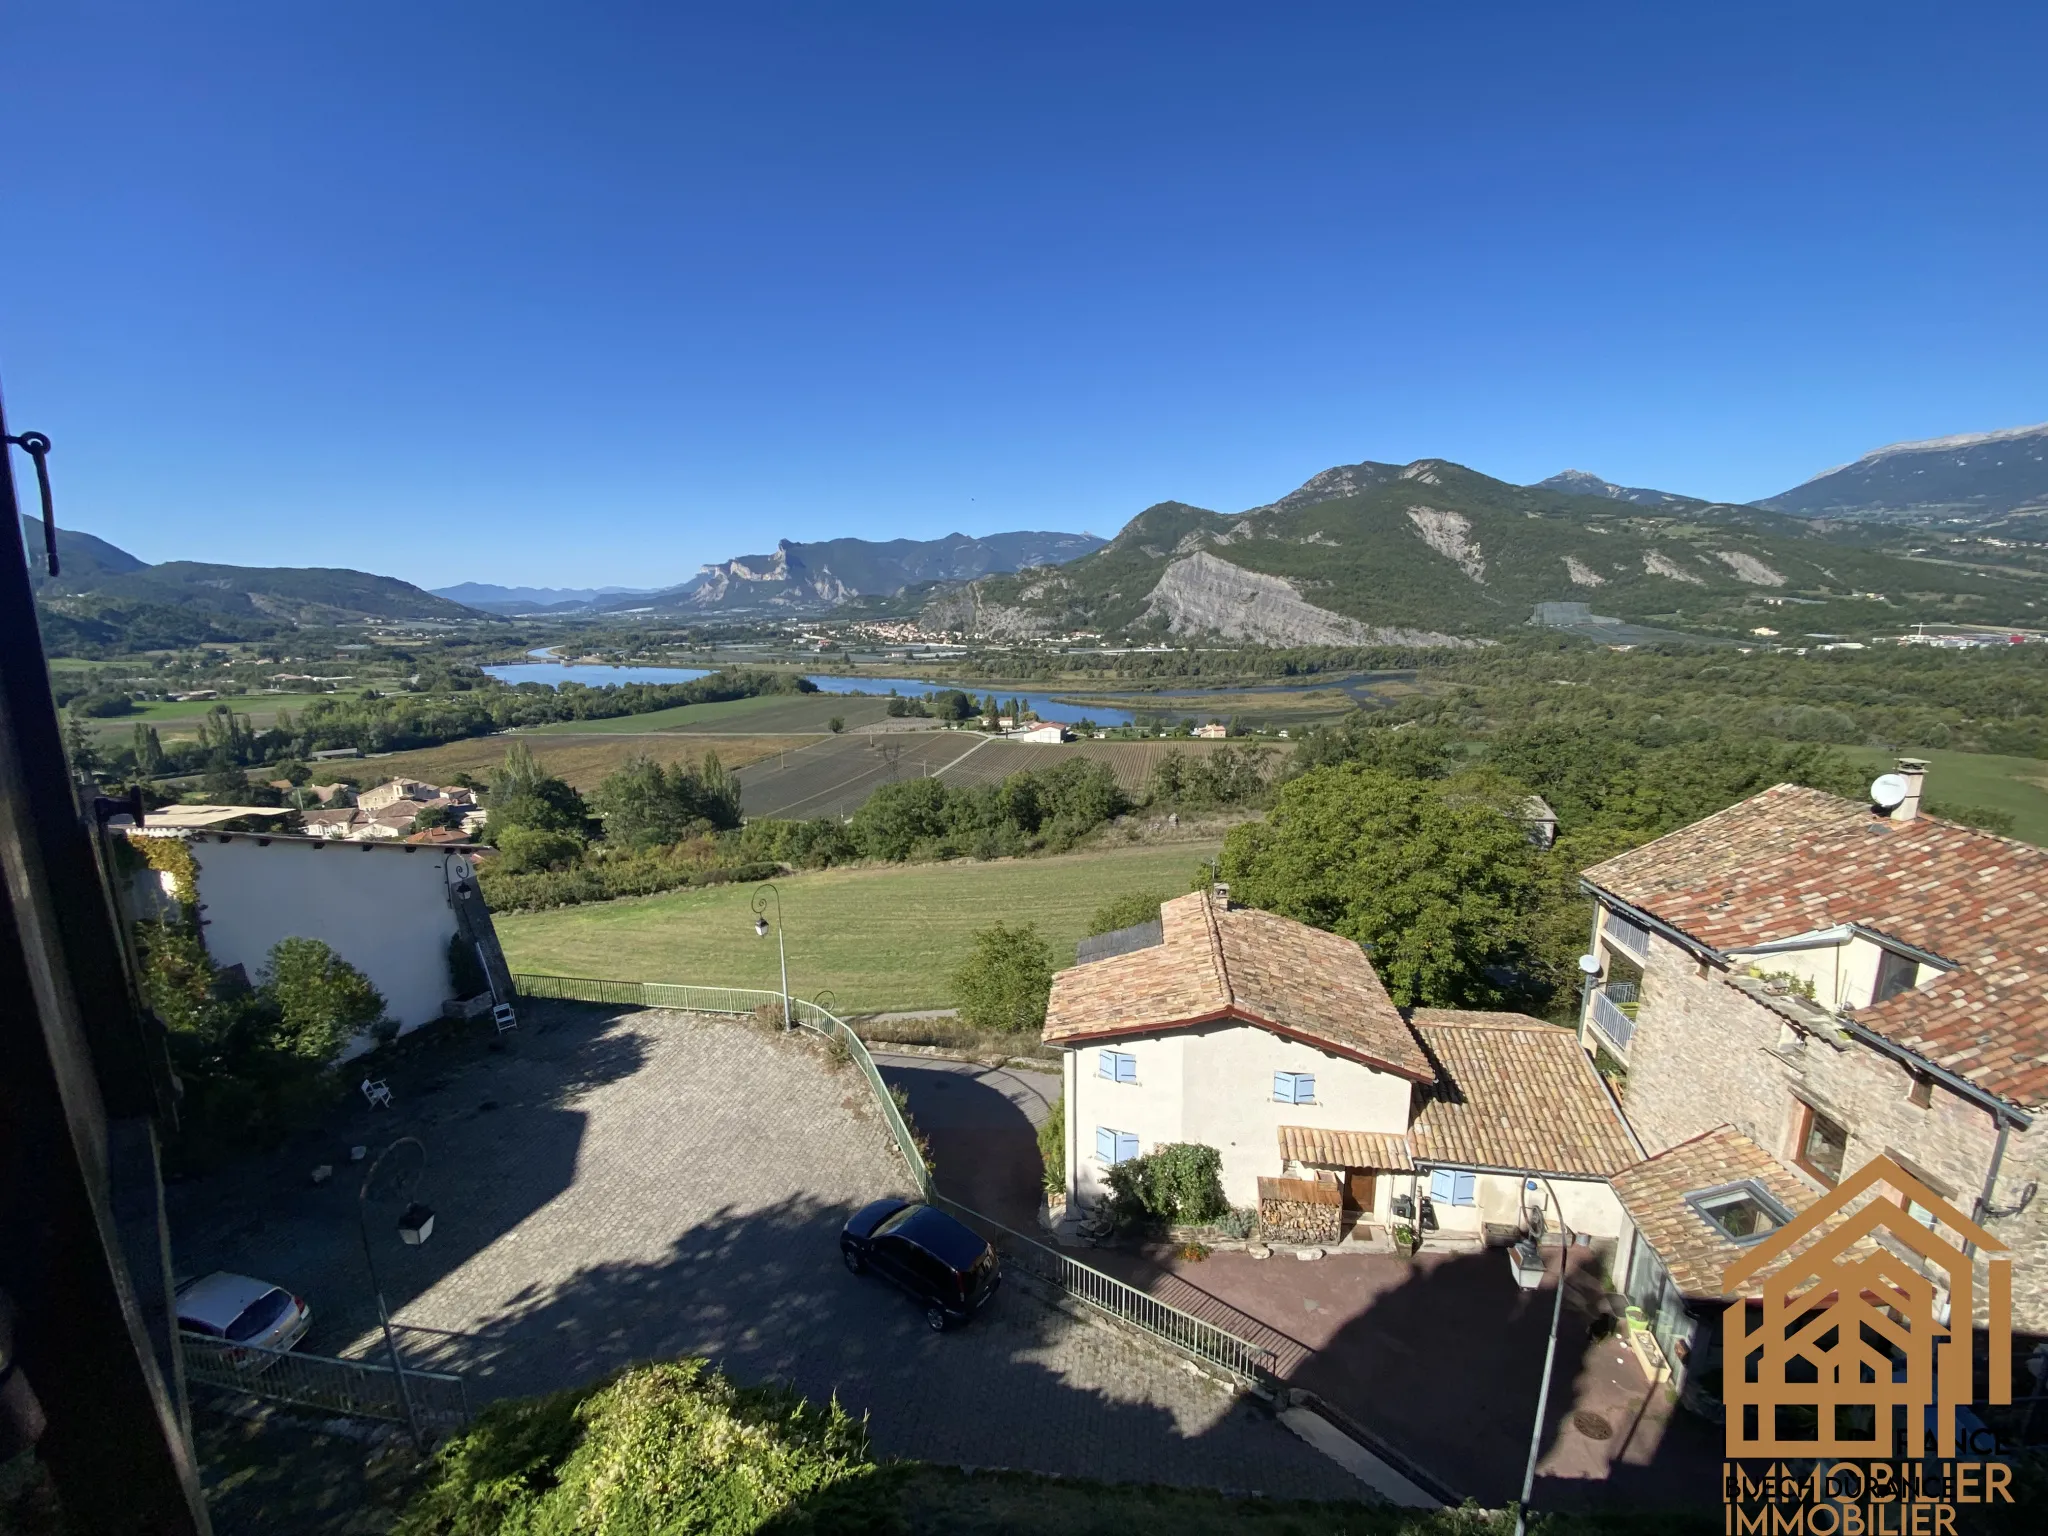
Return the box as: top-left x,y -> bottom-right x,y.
1577,760 -> 2047,1344
1044,888 -> 1637,1248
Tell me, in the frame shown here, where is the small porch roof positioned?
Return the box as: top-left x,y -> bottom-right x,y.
1278,1124 -> 1413,1172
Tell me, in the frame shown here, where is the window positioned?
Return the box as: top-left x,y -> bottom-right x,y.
1427,1169 -> 1477,1206
1686,1181 -> 1792,1244
1095,1127 -> 1139,1165
1273,1071 -> 1315,1104
1873,949 -> 1919,1005
1794,1103 -> 1850,1185
1097,1049 -> 1137,1083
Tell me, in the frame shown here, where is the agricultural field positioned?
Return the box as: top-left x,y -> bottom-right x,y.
523,691 -> 901,735
493,840 -> 1225,1014
351,733 -> 797,792
82,691 -> 337,741
734,732 -> 1275,820
1832,745 -> 2048,846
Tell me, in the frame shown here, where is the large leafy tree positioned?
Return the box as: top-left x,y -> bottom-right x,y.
1219,764 -> 1547,1008
594,752 -> 741,849
486,742 -> 589,834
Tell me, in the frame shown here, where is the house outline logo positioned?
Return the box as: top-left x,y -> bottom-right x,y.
1721,1155 -> 2012,1461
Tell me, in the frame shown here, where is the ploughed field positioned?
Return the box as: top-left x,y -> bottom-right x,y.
493,840 -> 1226,1014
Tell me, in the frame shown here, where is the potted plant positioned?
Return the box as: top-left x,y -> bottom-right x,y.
1391,1221 -> 1417,1256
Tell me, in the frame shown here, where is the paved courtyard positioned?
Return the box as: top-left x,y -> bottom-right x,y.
168,1004 -> 1361,1499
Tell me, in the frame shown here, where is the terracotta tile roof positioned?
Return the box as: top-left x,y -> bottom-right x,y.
1406,1010 -> 1642,1177
1611,1125 -> 1846,1299
1278,1125 -> 1414,1171
1042,890 -> 1434,1082
1583,784 -> 2048,1109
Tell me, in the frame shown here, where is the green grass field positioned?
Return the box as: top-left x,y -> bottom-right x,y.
85,691 -> 339,739
1833,745 -> 2048,846
494,840 -> 1224,1014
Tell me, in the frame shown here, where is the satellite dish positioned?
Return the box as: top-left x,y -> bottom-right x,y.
1576,953 -> 1602,976
1870,773 -> 1910,811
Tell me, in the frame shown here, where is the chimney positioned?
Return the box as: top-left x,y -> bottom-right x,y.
1211,881 -> 1232,910
1894,758 -> 1928,823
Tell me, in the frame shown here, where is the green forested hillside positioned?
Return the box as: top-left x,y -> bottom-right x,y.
934,459 -> 2043,641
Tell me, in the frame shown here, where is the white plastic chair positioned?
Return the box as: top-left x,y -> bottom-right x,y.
360,1077 -> 393,1110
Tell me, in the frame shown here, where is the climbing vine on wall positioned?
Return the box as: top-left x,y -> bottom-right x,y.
129,833 -> 200,912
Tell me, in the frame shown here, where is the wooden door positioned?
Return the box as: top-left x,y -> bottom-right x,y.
1342,1170 -> 1377,1214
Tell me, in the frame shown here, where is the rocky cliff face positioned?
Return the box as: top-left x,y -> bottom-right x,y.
1140,552 -> 1474,647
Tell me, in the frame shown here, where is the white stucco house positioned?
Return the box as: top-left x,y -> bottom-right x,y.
1045,888 -> 1639,1248
126,828 -> 511,1059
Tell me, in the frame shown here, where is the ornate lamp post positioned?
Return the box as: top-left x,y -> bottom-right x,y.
358,1136 -> 434,1446
752,882 -> 790,1029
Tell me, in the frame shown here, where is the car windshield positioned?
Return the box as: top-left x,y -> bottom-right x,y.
226,1288 -> 294,1342
874,1206 -> 920,1237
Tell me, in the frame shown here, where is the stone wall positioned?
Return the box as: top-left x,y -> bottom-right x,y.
1622,929 -> 2047,1332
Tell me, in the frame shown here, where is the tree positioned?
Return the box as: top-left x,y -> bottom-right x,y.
493,824 -> 586,873
849,778 -> 952,860
261,937 -> 391,1059
593,752 -> 741,849
131,722 -> 166,778
486,742 -> 588,834
1219,764 -> 1547,1008
952,922 -> 1055,1032
411,802 -> 465,833
1086,891 -> 1165,936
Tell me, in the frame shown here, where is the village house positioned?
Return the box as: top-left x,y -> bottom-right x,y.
1191,723 -> 1228,739
1006,722 -> 1070,743
1577,758 -> 2048,1345
124,826 -> 512,1056
1045,888 -> 1638,1252
297,779 -> 478,843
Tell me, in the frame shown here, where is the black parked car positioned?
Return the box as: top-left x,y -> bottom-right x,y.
840,1199 -> 1001,1331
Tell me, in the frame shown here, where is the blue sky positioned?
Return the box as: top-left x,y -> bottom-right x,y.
3,3 -> 2043,589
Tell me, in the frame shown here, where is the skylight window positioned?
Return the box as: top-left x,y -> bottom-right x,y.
1686,1181 -> 1794,1244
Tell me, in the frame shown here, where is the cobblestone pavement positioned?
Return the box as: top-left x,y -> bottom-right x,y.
169,1004 -> 1361,1499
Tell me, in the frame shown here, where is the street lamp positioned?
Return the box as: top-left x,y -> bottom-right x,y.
358,1136 -> 433,1446
751,882 -> 790,1030
1513,1175 -> 1573,1536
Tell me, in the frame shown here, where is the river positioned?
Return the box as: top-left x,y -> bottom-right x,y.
482,663 -> 1141,726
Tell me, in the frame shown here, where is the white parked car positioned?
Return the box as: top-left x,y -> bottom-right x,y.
175,1272 -> 311,1359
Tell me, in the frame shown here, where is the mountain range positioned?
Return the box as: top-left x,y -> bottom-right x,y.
434,530 -> 1107,615
21,419 -> 2048,650
921,453 -> 2044,645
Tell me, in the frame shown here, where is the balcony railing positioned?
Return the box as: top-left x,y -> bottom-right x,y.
1603,911 -> 1652,963
1589,986 -> 1636,1051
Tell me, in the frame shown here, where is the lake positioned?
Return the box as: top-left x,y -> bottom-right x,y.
481,663 -> 1141,726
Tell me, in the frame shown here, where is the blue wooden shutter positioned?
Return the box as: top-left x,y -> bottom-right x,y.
1453,1172 -> 1477,1206
1429,1168 -> 1455,1202
1273,1071 -> 1292,1103
1097,1051 -> 1115,1079
1116,1053 -> 1137,1083
1116,1132 -> 1139,1163
1096,1127 -> 1116,1162
1296,1073 -> 1315,1102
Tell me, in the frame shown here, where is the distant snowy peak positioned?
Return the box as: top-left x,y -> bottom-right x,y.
1762,421 -> 2048,524
1530,470 -> 1689,506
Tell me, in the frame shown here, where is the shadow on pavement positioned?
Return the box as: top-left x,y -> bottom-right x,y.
876,1059 -> 1049,1232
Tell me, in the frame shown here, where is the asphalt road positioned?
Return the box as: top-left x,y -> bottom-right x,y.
873,1053 -> 1059,1232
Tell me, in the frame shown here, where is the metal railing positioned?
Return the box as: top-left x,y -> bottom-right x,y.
180,1332 -> 470,1429
510,974 -> 932,1197
1588,986 -> 1637,1051
931,1194 -> 1278,1384
1602,911 -> 1652,962
512,972 -> 1278,1384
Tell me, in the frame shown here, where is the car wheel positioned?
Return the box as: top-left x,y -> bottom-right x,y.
842,1247 -> 866,1275
925,1305 -> 949,1333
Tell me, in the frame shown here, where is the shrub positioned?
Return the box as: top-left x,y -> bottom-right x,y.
262,937 -> 393,1057
491,824 -> 586,874
951,922 -> 1055,1032
1106,1142 -> 1228,1226
395,1360 -> 874,1536
1085,890 -> 1165,937
1037,1093 -> 1065,1193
